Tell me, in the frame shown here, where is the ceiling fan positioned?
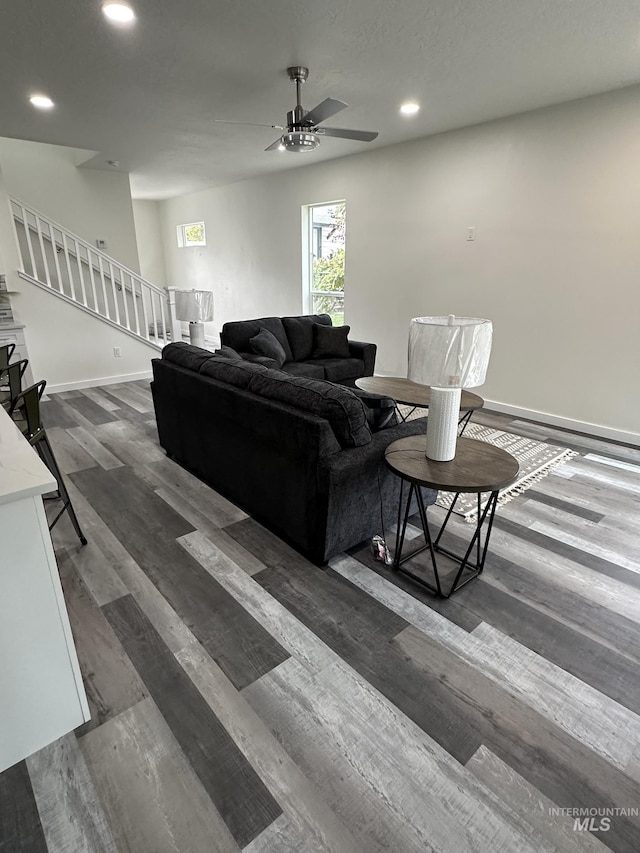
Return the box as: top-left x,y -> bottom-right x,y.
215,66 -> 379,153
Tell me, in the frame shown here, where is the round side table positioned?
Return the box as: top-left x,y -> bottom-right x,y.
384,435 -> 519,597
355,376 -> 484,431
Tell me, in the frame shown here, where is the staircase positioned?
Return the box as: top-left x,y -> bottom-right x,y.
10,197 -> 180,349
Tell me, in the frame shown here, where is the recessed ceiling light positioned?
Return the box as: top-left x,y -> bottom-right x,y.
29,94 -> 55,110
400,102 -> 420,116
102,2 -> 136,23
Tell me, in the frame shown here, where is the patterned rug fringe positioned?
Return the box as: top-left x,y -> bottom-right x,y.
413,417 -> 582,522
461,448 -> 579,522
394,408 -> 580,522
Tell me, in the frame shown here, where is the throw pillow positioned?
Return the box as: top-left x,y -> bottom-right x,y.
250,328 -> 287,367
214,345 -> 242,360
222,317 -> 293,362
282,314 -> 332,361
312,323 -> 351,359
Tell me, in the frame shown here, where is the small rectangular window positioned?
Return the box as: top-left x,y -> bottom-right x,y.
177,221 -> 206,248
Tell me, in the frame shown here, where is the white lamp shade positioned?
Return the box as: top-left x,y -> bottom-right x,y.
174,289 -> 214,323
408,315 -> 492,388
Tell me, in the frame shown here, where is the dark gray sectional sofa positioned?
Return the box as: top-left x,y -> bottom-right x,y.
151,342 -> 436,565
220,313 -> 376,383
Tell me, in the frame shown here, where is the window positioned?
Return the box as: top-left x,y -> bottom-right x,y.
176,221 -> 206,247
304,201 -> 345,325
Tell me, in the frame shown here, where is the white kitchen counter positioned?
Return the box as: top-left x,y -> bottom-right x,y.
0,406 -> 90,772
0,404 -> 55,504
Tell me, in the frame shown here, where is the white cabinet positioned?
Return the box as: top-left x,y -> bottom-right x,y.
0,407 -> 90,772
0,322 -> 34,388
0,321 -> 28,363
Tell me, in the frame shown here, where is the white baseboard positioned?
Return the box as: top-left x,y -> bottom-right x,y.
485,398 -> 640,447
47,370 -> 153,394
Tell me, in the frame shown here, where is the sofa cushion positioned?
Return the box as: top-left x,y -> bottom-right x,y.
314,357 -> 366,383
162,342 -> 213,372
214,345 -> 242,360
250,328 -> 287,366
247,370 -> 371,448
282,314 -> 332,361
221,317 -> 293,362
313,324 -> 351,359
199,357 -> 268,389
280,361 -> 325,379
240,353 -> 280,369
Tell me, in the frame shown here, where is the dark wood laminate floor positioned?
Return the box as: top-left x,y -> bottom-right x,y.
2,380 -> 639,852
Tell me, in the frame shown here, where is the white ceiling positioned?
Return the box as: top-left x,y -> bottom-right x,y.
2,0 -> 640,199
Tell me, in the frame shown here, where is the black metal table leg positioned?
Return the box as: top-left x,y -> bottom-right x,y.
392,483 -> 443,597
458,410 -> 474,434
391,487 -> 501,598
384,435 -> 519,599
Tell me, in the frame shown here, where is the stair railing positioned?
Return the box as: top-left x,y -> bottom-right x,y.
10,197 -> 181,347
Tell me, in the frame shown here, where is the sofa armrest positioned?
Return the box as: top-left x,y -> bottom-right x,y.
322,416 -> 431,480
348,340 -> 377,376
322,417 -> 439,512
318,416 -> 437,561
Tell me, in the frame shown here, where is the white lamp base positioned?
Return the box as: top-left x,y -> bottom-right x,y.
188,321 -> 205,348
426,386 -> 461,461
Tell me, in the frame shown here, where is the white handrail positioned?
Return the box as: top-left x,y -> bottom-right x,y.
9,196 -> 180,347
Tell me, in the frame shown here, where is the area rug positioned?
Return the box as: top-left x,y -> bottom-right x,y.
397,409 -> 578,521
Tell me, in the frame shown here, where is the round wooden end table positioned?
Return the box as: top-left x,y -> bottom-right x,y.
355,376 -> 484,431
384,434 -> 519,598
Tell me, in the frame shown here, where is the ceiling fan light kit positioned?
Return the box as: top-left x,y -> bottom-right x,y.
216,65 -> 378,154
281,131 -> 320,152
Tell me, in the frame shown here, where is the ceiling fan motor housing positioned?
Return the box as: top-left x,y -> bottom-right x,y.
282,131 -> 320,152
287,106 -> 309,129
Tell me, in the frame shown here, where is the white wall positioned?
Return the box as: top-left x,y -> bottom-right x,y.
160,85 -> 640,442
0,191 -> 156,390
0,141 -> 156,389
8,287 -> 158,392
0,138 -> 140,271
132,200 -> 167,287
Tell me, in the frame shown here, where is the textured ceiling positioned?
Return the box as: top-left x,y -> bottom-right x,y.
2,0 -> 640,199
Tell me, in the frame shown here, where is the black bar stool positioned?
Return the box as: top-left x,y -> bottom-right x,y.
0,358 -> 29,413
0,342 -> 16,372
9,380 -> 87,546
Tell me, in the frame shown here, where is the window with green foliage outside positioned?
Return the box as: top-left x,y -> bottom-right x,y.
307,202 -> 345,325
177,221 -> 206,247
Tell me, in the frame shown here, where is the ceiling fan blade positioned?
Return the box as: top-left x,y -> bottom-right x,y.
317,127 -> 379,142
215,120 -> 284,129
265,137 -> 284,151
302,98 -> 348,126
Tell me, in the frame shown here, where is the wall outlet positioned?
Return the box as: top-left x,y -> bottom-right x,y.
113,346 -> 122,358
467,227 -> 476,241
96,239 -> 107,250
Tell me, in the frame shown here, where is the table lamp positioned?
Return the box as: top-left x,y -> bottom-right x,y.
174,289 -> 214,348
408,315 -> 493,461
